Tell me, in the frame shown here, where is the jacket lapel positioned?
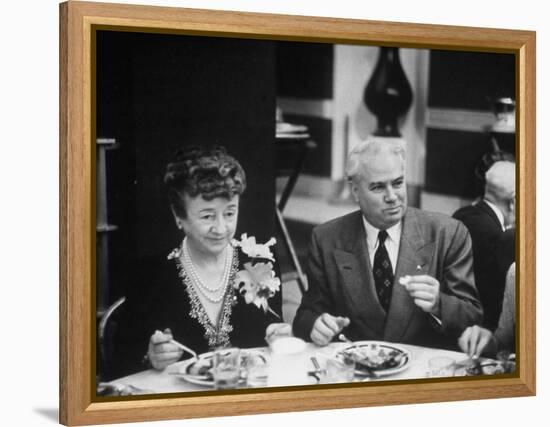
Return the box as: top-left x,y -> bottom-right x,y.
477,200 -> 504,231
384,209 -> 434,341
334,213 -> 386,337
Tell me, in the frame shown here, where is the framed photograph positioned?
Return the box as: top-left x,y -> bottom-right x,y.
60,1 -> 535,425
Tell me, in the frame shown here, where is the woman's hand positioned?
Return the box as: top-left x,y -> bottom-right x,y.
458,325 -> 496,358
310,313 -> 350,346
265,323 -> 292,344
147,328 -> 184,370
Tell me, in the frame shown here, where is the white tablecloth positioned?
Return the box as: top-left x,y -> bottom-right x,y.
111,341 -> 471,394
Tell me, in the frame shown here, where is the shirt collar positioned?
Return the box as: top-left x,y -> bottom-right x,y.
482,198 -> 506,231
362,216 -> 402,248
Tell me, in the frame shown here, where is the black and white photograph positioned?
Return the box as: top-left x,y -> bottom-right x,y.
4,0 -> 547,426
94,29 -> 518,396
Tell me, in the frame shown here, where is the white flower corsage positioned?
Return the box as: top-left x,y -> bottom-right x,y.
232,234 -> 281,317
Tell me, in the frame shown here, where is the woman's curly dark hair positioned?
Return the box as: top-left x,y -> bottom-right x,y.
164,145 -> 247,218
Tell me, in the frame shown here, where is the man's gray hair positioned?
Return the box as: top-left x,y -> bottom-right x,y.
485,160 -> 515,202
346,138 -> 406,181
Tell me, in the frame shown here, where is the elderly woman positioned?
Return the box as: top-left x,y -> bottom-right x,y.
113,146 -> 290,377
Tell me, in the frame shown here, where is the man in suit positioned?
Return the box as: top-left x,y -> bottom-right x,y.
452,160 -> 515,331
292,139 -> 483,350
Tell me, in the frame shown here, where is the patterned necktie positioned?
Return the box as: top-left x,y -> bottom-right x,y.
373,230 -> 394,312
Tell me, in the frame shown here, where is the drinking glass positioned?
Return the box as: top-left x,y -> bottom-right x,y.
212,347 -> 241,390
245,352 -> 269,388
427,356 -> 456,377
323,355 -> 356,383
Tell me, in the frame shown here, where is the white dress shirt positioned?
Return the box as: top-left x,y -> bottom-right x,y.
482,198 -> 506,231
362,216 -> 402,272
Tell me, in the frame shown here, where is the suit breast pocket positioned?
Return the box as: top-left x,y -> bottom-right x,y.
413,243 -> 436,276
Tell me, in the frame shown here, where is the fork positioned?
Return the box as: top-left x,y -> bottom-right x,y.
169,339 -> 198,360
309,356 -> 326,381
338,333 -> 351,343
338,333 -> 358,351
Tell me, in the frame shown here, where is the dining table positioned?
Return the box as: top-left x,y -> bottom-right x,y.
106,340 -> 487,395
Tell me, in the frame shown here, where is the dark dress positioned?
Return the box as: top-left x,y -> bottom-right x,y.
111,245 -> 282,379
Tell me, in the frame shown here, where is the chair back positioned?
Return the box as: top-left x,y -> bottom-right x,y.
97,296 -> 126,380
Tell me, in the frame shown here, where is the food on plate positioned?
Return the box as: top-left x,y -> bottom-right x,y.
465,360 -> 513,376
480,362 -> 506,375
186,357 -> 213,377
463,357 -> 482,376
182,350 -> 268,382
340,344 -> 406,372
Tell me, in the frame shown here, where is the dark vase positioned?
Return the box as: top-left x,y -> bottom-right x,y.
364,47 -> 413,137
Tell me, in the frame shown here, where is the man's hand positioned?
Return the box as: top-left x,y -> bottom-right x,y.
399,275 -> 441,316
147,328 -> 184,370
310,313 -> 350,346
458,325 -> 495,357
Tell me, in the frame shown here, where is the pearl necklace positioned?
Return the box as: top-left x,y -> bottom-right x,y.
181,238 -> 232,303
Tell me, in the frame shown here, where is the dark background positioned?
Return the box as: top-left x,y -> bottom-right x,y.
96,30 -> 277,308
425,50 -> 515,198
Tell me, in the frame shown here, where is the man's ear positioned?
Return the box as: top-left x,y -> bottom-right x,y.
349,180 -> 359,203
508,196 -> 516,218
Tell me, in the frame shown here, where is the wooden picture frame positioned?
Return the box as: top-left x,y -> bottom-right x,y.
59,1 -> 536,425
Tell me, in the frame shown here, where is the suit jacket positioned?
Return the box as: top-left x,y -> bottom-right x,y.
292,208 -> 483,350
453,201 -> 509,330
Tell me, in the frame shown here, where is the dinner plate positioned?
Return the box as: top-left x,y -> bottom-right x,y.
173,348 -> 268,387
334,341 -> 411,377
173,351 -> 215,386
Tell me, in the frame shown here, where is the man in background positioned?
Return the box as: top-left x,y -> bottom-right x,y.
453,160 -> 515,331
